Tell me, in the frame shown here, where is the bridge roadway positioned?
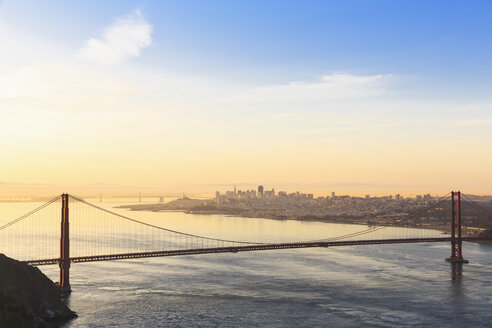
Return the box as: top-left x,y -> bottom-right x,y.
23,236 -> 490,266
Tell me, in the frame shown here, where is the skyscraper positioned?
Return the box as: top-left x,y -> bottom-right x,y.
258,185 -> 264,197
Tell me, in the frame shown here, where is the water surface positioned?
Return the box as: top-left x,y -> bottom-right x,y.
1,199 -> 491,327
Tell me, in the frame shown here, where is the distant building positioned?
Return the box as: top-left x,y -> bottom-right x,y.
215,191 -> 220,201
245,190 -> 256,198
258,185 -> 264,197
395,194 -> 400,200
331,192 -> 335,198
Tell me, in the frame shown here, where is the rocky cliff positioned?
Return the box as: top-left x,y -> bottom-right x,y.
0,254 -> 76,327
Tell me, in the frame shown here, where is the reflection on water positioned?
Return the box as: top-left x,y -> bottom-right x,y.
1,200 -> 492,327
450,263 -> 463,282
448,263 -> 466,324
449,262 -> 465,308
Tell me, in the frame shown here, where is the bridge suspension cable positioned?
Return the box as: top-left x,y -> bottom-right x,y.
0,196 -> 61,261
0,195 -> 61,231
315,226 -> 387,242
310,193 -> 451,242
68,194 -> 264,245
461,194 -> 492,221
400,192 -> 451,223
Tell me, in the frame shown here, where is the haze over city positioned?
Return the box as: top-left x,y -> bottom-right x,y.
2,1 -> 492,197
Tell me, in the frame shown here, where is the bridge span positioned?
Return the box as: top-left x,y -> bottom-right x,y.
24,236 -> 488,266
1,191 -> 491,294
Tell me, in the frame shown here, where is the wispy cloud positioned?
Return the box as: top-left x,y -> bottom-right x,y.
238,73 -> 391,102
78,10 -> 152,65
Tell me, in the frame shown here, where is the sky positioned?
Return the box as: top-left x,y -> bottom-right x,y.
1,0 -> 492,196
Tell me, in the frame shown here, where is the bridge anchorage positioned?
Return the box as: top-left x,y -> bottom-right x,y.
1,190 -> 491,295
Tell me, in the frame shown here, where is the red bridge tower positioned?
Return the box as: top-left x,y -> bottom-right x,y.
445,191 -> 469,263
59,193 -> 71,294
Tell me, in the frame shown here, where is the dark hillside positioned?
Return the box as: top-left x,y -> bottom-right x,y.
0,254 -> 76,327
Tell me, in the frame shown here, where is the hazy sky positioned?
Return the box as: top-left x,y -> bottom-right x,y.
1,0 -> 492,195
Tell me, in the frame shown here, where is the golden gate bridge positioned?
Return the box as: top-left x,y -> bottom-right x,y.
0,191 -> 491,294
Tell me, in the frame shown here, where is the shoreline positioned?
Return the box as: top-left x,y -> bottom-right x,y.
121,206 -> 478,237
137,208 -> 492,245
126,207 -> 386,226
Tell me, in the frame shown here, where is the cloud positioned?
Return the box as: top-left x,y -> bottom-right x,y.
0,63 -> 139,111
78,10 -> 152,65
238,73 -> 391,102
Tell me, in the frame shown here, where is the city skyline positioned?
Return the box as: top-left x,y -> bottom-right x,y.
0,180 -> 485,200
2,1 -> 492,194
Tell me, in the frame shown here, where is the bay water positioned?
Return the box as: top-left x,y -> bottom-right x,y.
1,199 -> 491,327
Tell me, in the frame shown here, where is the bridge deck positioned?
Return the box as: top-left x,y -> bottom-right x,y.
24,236 -> 488,266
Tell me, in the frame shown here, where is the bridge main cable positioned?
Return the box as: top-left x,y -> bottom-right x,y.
461,194 -> 492,221
309,193 -> 451,243
68,194 -> 265,245
0,195 -> 62,231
